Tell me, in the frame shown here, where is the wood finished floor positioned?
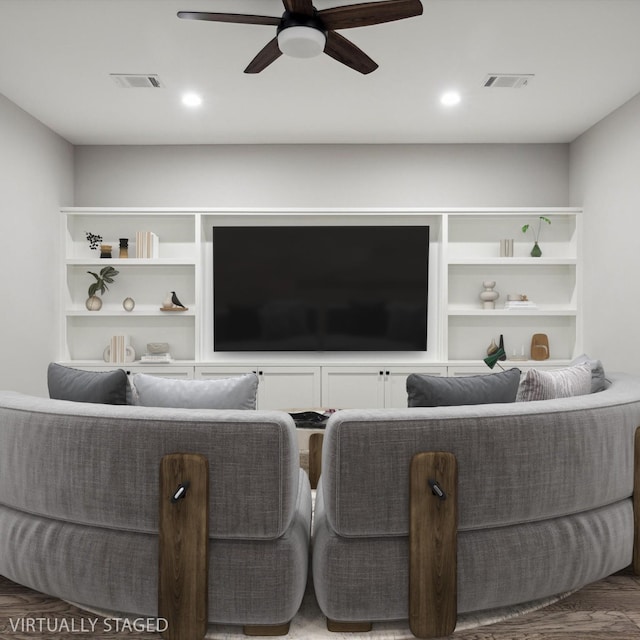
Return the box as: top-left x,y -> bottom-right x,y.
0,568 -> 638,639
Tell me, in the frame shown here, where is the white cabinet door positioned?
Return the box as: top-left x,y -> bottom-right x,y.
256,366 -> 321,410
385,366 -> 448,408
64,364 -> 195,379
321,367 -> 386,409
446,365 -> 491,377
195,366 -> 258,380
322,366 -> 448,409
125,365 -> 194,379
195,365 -> 320,410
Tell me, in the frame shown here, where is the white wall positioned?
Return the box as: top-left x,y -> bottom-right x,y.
74,143 -> 569,207
0,93 -> 74,395
570,92 -> 640,374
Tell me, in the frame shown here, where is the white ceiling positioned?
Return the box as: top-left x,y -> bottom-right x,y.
1,0 -> 640,145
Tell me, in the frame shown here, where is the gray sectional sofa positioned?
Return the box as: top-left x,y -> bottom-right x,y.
0,391 -> 311,634
312,372 -> 640,634
0,366 -> 638,638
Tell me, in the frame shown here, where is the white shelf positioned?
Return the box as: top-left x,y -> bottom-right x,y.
66,307 -> 196,317
66,258 -> 196,266
447,359 -> 574,365
448,257 -> 577,266
448,305 -> 577,316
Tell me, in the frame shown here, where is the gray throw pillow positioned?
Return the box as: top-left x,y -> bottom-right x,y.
130,372 -> 259,409
47,363 -> 128,405
516,363 -> 592,402
570,354 -> 606,393
407,368 -> 521,407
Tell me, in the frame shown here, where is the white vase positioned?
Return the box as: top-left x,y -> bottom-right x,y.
86,295 -> 102,311
479,281 -> 499,309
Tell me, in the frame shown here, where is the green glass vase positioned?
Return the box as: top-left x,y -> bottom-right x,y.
530,242 -> 542,257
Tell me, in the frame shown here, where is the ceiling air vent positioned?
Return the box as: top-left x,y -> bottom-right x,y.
483,74 -> 534,89
110,74 -> 164,88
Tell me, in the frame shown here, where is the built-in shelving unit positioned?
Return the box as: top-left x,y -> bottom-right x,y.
61,209 -> 200,363
60,207 -> 582,408
444,209 -> 580,364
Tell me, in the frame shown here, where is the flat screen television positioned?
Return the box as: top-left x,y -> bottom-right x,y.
213,226 -> 429,352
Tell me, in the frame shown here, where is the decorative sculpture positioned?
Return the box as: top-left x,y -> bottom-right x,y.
480,281 -> 499,309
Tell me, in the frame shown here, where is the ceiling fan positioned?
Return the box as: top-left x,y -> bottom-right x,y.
177,0 -> 423,74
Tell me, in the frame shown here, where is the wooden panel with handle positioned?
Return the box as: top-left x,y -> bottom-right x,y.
308,432 -> 324,490
409,451 -> 458,638
159,453 -> 209,640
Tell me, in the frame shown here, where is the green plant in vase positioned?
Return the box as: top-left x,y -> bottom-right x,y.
86,266 -> 119,311
521,216 -> 551,257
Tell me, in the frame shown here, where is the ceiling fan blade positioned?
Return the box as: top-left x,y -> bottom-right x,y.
177,11 -> 280,27
319,0 -> 423,30
282,0 -> 314,15
244,38 -> 283,73
324,32 -> 378,74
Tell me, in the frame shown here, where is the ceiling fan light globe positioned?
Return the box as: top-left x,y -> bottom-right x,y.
277,26 -> 326,58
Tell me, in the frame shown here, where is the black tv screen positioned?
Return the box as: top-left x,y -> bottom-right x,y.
213,226 -> 429,352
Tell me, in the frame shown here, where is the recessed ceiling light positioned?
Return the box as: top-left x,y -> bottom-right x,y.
440,91 -> 461,107
182,92 -> 202,107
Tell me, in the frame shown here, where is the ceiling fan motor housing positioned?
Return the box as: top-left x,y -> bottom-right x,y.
277,11 -> 327,58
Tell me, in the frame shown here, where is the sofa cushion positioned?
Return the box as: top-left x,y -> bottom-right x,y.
516,363 -> 592,402
571,354 -> 606,393
47,363 -> 128,405
407,368 -> 521,407
129,372 -> 259,409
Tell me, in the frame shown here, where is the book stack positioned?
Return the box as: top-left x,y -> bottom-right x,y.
135,231 -> 159,258
140,352 -> 173,364
504,300 -> 538,310
140,342 -> 173,363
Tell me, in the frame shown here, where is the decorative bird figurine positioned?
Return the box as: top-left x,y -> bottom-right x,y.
161,291 -> 188,311
171,291 -> 187,309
